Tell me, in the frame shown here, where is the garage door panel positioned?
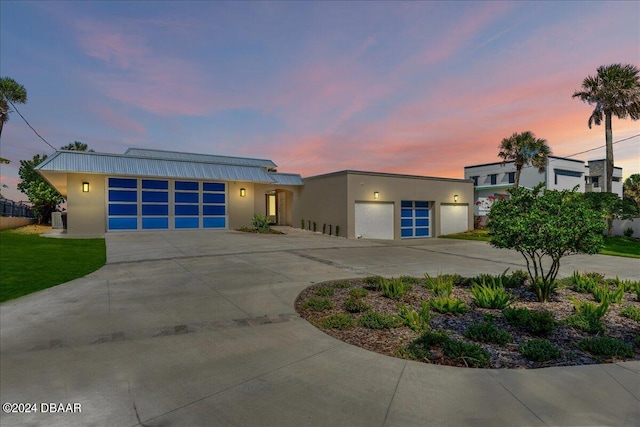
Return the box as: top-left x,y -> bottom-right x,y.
355,202 -> 394,240
440,205 -> 468,236
401,201 -> 430,239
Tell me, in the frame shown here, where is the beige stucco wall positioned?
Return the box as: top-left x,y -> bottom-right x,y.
298,173 -> 348,235
300,171 -> 473,240
0,217 -> 36,230
66,173 -> 106,237
252,183 -> 302,227
227,182 -> 256,230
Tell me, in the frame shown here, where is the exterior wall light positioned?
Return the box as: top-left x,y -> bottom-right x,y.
240,188 -> 246,197
82,182 -> 90,193
373,191 -> 379,200
454,194 -> 458,203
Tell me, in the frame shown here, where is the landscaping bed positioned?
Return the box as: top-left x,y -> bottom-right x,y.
295,272 -> 640,369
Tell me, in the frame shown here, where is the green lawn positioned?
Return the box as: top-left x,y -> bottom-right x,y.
0,230 -> 106,302
441,230 -> 639,258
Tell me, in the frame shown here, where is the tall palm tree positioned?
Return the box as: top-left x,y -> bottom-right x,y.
0,77 -> 28,139
498,131 -> 551,188
572,63 -> 640,193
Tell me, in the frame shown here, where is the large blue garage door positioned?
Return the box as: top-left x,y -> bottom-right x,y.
400,201 -> 430,238
107,178 -> 226,231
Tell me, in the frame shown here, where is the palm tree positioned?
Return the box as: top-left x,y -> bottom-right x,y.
572,63 -> 640,193
60,141 -> 94,152
623,174 -> 640,208
498,131 -> 551,188
0,77 -> 28,139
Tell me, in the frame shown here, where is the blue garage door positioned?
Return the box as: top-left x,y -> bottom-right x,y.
401,201 -> 430,238
107,178 -> 226,231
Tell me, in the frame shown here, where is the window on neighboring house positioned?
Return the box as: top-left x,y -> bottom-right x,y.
554,169 -> 582,185
490,174 -> 497,185
507,172 -> 515,184
471,176 -> 478,186
592,176 -> 599,187
613,177 -> 621,182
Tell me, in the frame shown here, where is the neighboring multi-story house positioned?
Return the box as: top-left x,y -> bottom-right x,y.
584,159 -> 623,197
464,156 -> 622,217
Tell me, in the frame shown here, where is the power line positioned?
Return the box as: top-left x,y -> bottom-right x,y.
560,133 -> 640,159
4,98 -> 56,151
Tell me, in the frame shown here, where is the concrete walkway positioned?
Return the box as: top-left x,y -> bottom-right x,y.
1,229 -> 638,426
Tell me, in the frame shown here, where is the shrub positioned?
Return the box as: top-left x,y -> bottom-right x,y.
301,297 -> 333,312
503,307 -> 556,336
592,283 -> 625,304
565,297 -> 609,334
251,213 -> 271,233
343,296 -> 370,313
319,313 -> 354,330
332,281 -> 351,289
464,321 -> 511,345
381,277 -> 406,299
470,277 -> 513,309
568,271 -> 598,293
362,275 -> 385,291
624,227 -> 634,238
429,296 -> 467,315
397,276 -> 417,290
423,273 -> 454,297
620,305 -> 640,322
503,269 -> 529,288
349,288 -> 369,298
315,286 -> 335,297
579,336 -> 633,358
335,225 -> 340,236
358,311 -> 403,329
519,338 -> 562,362
404,331 -> 489,368
398,302 -> 432,331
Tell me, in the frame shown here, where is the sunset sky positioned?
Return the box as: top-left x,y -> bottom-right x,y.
1,1 -> 639,202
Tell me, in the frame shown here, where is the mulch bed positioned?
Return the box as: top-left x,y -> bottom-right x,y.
295,277 -> 640,369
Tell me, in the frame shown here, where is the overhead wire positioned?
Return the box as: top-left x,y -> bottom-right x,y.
3,97 -> 56,151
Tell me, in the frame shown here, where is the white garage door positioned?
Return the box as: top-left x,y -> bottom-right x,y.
355,202 -> 394,240
440,205 -> 469,236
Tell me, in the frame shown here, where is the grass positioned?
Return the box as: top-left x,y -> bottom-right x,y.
442,231 -> 639,258
0,228 -> 106,302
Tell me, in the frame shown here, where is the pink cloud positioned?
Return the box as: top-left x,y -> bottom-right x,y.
92,106 -> 146,136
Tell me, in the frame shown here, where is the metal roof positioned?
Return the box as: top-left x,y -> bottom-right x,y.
124,148 -> 277,168
36,151 -> 301,185
269,173 -> 304,186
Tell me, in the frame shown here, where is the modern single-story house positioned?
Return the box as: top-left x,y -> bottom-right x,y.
36,148 -> 473,239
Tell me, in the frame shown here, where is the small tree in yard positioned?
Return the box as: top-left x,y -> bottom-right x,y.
18,154 -> 64,224
488,184 -> 604,302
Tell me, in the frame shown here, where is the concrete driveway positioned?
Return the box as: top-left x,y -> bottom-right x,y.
1,229 -> 638,426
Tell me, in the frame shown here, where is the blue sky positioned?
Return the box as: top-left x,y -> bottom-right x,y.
1,1 -> 639,202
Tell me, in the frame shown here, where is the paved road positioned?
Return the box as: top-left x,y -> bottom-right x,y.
1,229 -> 638,426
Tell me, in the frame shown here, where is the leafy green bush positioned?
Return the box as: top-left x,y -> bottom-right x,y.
251,213 -> 271,233
429,296 -> 467,315
319,313 -> 354,330
464,321 -> 511,345
358,311 -> 403,329
578,336 -> 633,358
503,269 -> 530,288
565,314 -> 605,334
620,305 -> 640,322
381,277 -> 406,299
470,277 -> 513,309
592,283 -> 625,304
398,302 -> 432,331
439,273 -> 469,287
503,307 -> 556,336
343,296 -> 370,313
404,331 -> 489,368
332,281 -> 351,289
301,297 -> 333,312
519,339 -> 562,362
423,273 -> 454,297
568,271 -> 598,293
362,276 -> 385,291
315,286 -> 335,296
349,288 -> 369,298
397,276 -> 418,289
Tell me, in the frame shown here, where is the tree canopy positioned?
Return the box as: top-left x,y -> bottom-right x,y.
572,63 -> 640,193
497,131 -> 551,188
60,141 -> 94,152
17,154 -> 64,224
488,184 -> 604,302
623,174 -> 640,208
0,77 -> 28,139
